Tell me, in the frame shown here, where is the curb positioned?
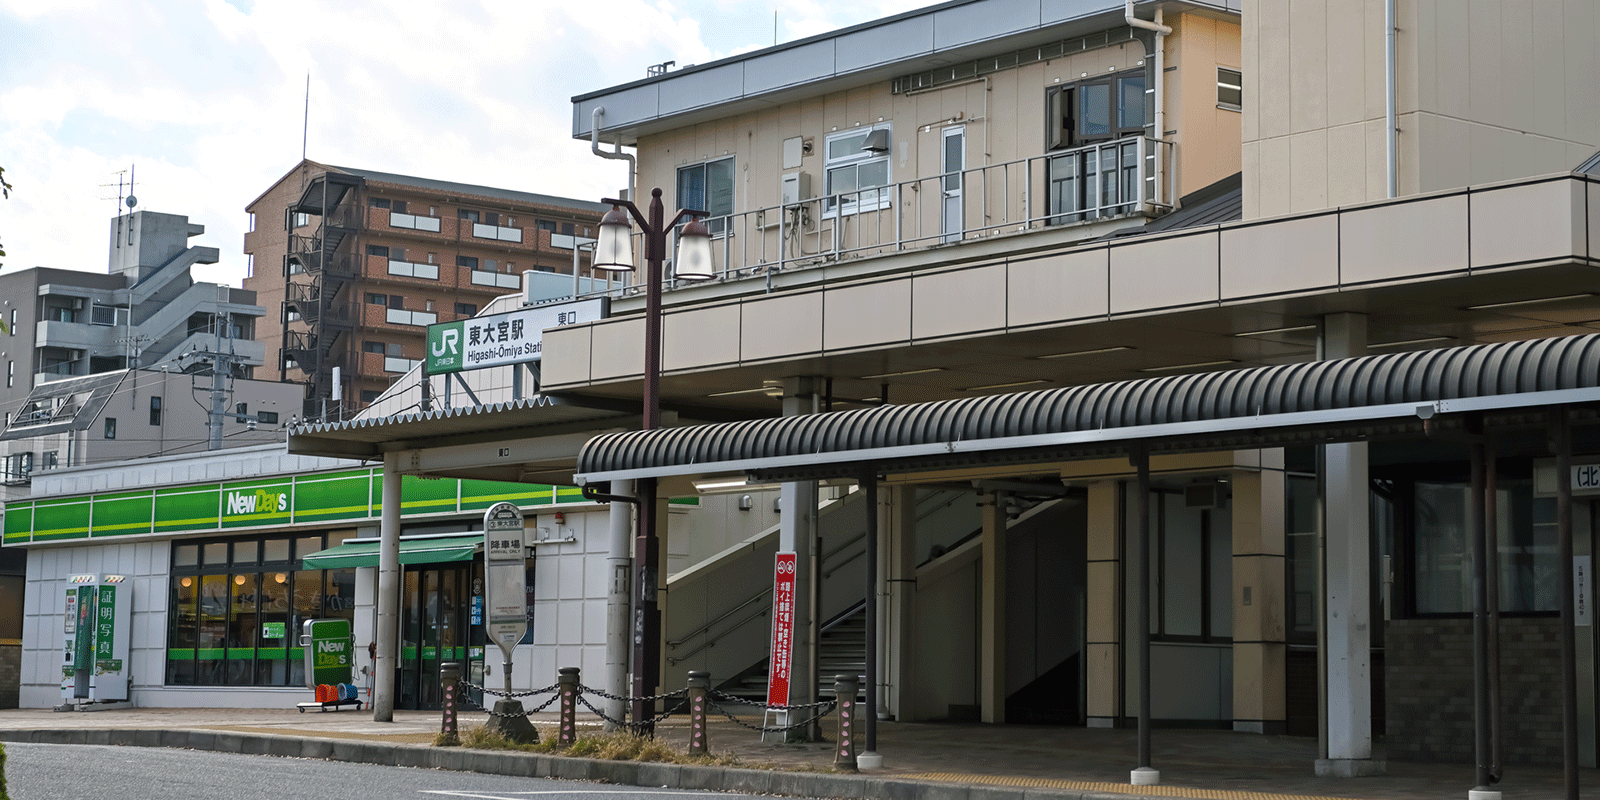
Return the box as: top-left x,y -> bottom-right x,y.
0,728 -> 1179,800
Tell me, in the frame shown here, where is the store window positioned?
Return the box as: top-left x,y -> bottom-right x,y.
166,532 -> 356,687
1410,477 -> 1556,615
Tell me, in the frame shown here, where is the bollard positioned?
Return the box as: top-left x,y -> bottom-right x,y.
833,674 -> 859,772
686,671 -> 710,756
558,667 -> 580,747
439,662 -> 462,746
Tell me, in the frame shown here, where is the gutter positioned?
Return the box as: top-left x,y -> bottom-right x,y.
1124,0 -> 1171,144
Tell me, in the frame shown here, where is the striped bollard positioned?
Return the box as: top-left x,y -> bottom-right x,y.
438,662 -> 462,746
687,671 -> 710,755
833,674 -> 859,772
558,667 -> 580,747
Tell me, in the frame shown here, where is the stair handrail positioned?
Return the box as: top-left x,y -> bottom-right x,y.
666,603 -> 772,666
666,588 -> 769,650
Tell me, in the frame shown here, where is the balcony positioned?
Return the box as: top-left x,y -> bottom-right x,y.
472,223 -> 523,243
469,270 -> 522,290
384,356 -> 421,374
600,136 -> 1174,286
387,260 -> 440,281
385,308 -> 437,327
389,211 -> 442,233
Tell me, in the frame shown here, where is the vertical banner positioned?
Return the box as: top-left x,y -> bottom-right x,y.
766,552 -> 798,707
1576,555 -> 1592,627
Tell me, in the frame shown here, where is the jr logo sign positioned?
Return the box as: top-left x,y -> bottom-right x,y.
425,322 -> 465,374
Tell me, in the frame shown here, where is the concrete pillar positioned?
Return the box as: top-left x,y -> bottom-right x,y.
777,378 -> 819,731
980,492 -> 1007,723
373,450 -> 402,722
1231,455 -> 1288,734
605,479 -> 633,730
1316,312 -> 1384,776
884,485 -> 917,721
1085,480 -> 1122,727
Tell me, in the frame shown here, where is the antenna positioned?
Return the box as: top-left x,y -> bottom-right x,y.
302,71 -> 310,160
99,165 -> 137,212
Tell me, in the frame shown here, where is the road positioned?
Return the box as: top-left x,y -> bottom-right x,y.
3,743 -> 771,800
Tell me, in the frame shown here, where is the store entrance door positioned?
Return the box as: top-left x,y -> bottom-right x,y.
398,561 -> 483,710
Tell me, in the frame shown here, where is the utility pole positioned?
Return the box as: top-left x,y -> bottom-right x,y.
184,312 -> 257,450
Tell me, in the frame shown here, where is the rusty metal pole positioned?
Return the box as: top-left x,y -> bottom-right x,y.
438,662 -> 461,746
834,674 -> 859,772
687,670 -> 710,756
558,666 -> 580,747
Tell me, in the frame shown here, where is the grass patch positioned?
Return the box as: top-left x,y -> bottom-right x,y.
448,725 -> 742,766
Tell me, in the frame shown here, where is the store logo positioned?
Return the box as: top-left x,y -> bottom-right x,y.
431,328 -> 459,358
226,490 -> 287,516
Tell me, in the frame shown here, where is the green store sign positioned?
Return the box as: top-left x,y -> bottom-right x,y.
2,468 -> 617,545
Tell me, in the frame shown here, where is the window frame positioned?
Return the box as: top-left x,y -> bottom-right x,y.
675,156 -> 735,237
821,127 -> 893,218
1217,67 -> 1243,111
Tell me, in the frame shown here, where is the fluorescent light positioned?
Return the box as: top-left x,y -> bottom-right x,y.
1037,346 -> 1134,359
964,379 -> 1048,391
693,477 -> 780,494
1466,293 -> 1594,311
1140,359 -> 1237,372
708,386 -> 772,397
860,367 -> 946,379
1369,336 -> 1453,349
1234,325 -> 1315,337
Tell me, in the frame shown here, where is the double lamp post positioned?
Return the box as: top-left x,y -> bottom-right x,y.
591,187 -> 713,732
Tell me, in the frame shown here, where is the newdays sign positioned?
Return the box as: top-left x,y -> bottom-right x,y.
425,298 -> 606,375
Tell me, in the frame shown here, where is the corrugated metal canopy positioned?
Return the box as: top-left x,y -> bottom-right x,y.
576,335 -> 1600,484
288,396 -> 637,460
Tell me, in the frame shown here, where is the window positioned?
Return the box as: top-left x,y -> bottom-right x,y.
362,340 -> 385,354
104,418 -> 116,439
393,200 -> 407,214
149,396 -> 162,426
6,361 -> 11,388
456,256 -> 479,270
166,533 -> 355,687
454,303 -> 477,317
1411,477 -> 1556,615
234,402 -> 247,416
366,293 -> 388,306
245,253 -> 253,279
1047,69 -> 1147,150
367,245 -> 389,258
369,198 -> 391,209
677,157 -> 735,233
1127,486 -> 1232,643
537,220 -> 556,234
360,390 -> 382,404
290,212 -> 310,229
1217,67 -> 1242,110
42,451 -> 57,470
8,309 -> 14,335
458,209 -> 481,224
822,129 -> 891,215
257,411 -> 279,425
247,212 -> 256,232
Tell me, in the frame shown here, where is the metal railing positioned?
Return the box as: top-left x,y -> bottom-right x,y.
585,136 -> 1174,296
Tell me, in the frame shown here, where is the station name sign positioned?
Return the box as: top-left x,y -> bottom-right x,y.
425,297 -> 607,375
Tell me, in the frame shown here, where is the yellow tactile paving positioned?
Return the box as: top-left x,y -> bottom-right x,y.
898,773 -> 1360,800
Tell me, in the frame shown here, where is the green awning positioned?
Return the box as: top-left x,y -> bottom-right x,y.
301,535 -> 481,570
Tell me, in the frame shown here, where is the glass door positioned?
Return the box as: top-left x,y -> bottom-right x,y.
398,563 -> 477,710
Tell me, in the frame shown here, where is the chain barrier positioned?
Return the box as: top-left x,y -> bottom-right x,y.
576,683 -> 685,705
455,680 -> 560,718
705,695 -> 838,733
459,680 -> 558,699
707,689 -> 837,712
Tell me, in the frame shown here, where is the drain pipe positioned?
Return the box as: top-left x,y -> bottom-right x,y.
1125,0 -> 1170,142
1385,0 -> 1397,198
591,106 -> 636,205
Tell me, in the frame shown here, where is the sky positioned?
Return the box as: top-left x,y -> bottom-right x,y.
0,0 -> 937,286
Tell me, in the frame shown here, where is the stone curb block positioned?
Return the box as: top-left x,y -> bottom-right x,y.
212,732 -> 245,754
968,786 -> 1028,800
675,763 -> 722,791
183,731 -> 218,752
107,729 -> 138,747
548,754 -> 594,781
597,759 -> 641,786
634,761 -> 681,787
301,738 -> 336,761
721,767 -> 775,795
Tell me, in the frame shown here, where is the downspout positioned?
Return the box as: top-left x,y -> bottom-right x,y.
590,107 -> 636,204
1124,0 -> 1170,142
1385,0 -> 1397,198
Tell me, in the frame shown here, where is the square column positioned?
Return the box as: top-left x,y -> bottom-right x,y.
1085,480 -> 1122,727
883,485 -> 917,721
980,492 -> 1007,723
1231,457 -> 1287,734
1317,312 -> 1384,776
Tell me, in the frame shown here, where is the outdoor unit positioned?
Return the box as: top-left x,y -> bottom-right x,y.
781,172 -> 811,207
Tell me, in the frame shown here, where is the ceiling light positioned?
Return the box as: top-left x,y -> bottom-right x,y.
1140,359 -> 1237,372
860,367 -> 946,379
693,477 -> 780,494
1233,325 -> 1316,337
1465,293 -> 1595,311
1037,346 -> 1133,359
964,379 -> 1048,391
1368,336 -> 1453,349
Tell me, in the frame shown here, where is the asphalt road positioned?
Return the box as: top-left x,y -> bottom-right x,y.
3,743 -> 771,800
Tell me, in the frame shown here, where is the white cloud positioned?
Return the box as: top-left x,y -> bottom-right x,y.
0,0 -> 939,287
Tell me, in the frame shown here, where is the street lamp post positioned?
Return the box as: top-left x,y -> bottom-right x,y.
594,187 -> 712,734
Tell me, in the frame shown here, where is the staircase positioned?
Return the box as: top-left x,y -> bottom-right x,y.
718,603 -> 869,703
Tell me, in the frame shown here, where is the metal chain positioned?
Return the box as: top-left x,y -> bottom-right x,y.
708,689 -> 837,712
706,697 -> 837,733
460,680 -> 558,700
576,683 -> 686,704
574,692 -> 630,728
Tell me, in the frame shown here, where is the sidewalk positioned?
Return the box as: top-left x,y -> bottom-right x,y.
0,705 -> 1589,800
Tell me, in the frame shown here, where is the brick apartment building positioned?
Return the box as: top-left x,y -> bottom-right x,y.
244,160 -> 607,418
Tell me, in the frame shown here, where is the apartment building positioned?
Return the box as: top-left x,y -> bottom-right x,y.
243,161 -> 608,419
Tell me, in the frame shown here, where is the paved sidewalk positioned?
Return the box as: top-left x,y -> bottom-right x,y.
0,706 -> 1591,800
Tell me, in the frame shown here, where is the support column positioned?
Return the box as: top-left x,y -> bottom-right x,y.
777,378 -> 819,736
1316,312 -> 1384,777
605,478 -> 634,730
980,492 -> 1007,724
1085,480 -> 1122,728
1232,455 -> 1287,734
373,450 -> 402,722
884,485 -> 917,721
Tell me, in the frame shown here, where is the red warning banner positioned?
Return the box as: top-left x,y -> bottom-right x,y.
766,552 -> 798,707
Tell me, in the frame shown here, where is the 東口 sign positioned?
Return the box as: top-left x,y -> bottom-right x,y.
424,298 -> 606,375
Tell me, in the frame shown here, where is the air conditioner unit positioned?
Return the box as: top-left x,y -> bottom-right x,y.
781,172 -> 811,207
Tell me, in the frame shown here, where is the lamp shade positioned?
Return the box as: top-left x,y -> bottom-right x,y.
673,218 -> 715,281
592,206 -> 636,273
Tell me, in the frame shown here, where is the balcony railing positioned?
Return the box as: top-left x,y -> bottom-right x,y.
586,136 -> 1174,291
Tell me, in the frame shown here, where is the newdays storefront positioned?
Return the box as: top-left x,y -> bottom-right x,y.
8,444 -> 619,710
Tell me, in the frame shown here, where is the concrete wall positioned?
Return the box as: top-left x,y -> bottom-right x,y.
1244,0 -> 1600,219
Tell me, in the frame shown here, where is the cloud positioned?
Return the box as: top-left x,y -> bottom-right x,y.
0,0 -> 937,287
